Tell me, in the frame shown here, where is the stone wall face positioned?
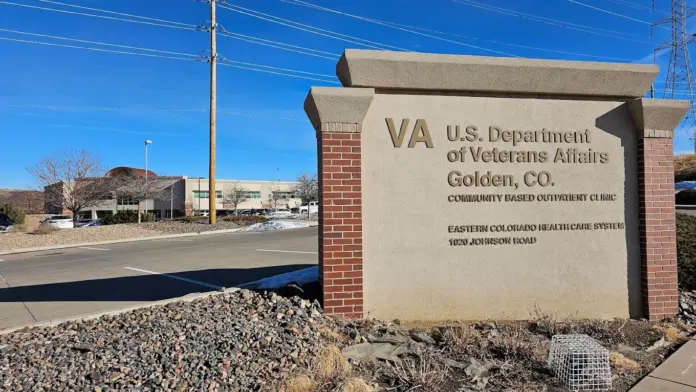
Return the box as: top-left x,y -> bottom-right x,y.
305,50 -> 688,321
361,95 -> 640,320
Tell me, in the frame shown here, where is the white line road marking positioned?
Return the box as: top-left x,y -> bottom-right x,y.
79,247 -> 110,251
0,258 -> 4,263
163,239 -> 194,242
256,249 -> 317,254
124,267 -> 223,290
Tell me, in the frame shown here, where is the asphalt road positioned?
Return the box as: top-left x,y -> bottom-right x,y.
0,227 -> 317,330
677,206 -> 696,217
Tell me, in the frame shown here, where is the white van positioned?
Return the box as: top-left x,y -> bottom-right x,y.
299,201 -> 318,214
41,215 -> 75,229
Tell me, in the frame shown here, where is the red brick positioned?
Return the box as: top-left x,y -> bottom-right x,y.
319,128 -> 364,319
325,299 -> 344,307
639,137 -> 678,321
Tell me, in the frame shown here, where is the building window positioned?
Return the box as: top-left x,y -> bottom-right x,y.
242,191 -> 261,199
193,190 -> 223,199
117,196 -> 137,205
275,191 -> 294,200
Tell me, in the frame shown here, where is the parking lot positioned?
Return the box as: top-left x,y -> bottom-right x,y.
0,227 -> 317,330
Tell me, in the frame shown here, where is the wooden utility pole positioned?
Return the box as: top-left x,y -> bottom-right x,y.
209,0 -> 217,224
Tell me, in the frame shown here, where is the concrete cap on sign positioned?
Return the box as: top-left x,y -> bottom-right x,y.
336,49 -> 659,98
304,87 -> 375,130
628,98 -> 690,132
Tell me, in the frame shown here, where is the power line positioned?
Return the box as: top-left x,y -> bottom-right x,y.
456,0 -> 643,38
0,33 -> 337,84
35,0 -> 196,28
568,0 -> 668,29
602,0 -> 669,14
219,62 -> 339,83
220,30 -> 338,57
284,0 -> 516,57
0,1 -> 197,31
218,31 -> 339,60
284,0 -> 636,61
221,58 -> 335,78
217,3 -> 408,51
0,36 -> 198,61
452,0 -> 653,44
0,28 -> 198,58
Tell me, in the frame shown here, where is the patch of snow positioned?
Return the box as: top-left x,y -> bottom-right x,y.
240,266 -> 318,290
239,221 -> 309,232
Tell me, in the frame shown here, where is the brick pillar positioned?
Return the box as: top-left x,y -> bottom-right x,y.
318,123 -> 363,318
639,136 -> 678,321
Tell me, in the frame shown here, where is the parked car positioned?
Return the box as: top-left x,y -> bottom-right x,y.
75,219 -> 102,228
299,201 -> 319,214
40,215 -> 74,229
0,213 -> 13,232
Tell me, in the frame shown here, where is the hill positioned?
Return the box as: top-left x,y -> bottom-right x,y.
0,189 -> 44,214
676,154 -> 696,182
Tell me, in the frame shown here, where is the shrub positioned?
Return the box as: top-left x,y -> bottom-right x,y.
221,215 -> 267,225
102,210 -> 139,225
0,203 -> 26,225
677,214 -> 696,290
142,212 -> 155,222
34,224 -> 58,235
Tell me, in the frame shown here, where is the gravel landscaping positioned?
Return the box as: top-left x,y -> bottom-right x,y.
0,221 -> 244,252
2,286 -> 694,391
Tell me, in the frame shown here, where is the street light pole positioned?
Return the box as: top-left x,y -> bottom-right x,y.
145,140 -> 152,216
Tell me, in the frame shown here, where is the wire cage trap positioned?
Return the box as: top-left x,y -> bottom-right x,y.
548,334 -> 612,391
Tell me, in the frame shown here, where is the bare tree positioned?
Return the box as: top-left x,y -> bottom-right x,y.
111,173 -> 173,223
223,183 -> 248,214
269,183 -> 282,211
292,173 -> 318,217
27,149 -> 110,221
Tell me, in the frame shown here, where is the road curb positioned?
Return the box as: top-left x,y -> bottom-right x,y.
0,229 -> 244,256
0,222 -> 318,255
0,287 -> 241,336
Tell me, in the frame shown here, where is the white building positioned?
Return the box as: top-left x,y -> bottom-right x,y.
45,167 -> 303,219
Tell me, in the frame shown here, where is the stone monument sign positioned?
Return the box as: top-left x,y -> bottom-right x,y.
305,50 -> 689,321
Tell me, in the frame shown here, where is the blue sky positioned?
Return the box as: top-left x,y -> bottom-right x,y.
0,0 -> 690,189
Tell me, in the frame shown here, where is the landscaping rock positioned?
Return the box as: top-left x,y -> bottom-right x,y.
341,342 -> 415,362
0,290 -> 327,391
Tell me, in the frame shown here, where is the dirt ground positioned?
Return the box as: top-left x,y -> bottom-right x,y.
270,284 -> 691,392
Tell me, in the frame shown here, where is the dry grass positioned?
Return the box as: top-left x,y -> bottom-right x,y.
489,324 -> 538,361
389,350 -> 449,391
610,351 -> 642,373
12,223 -> 28,232
656,325 -> 687,343
283,346 -> 359,392
33,225 -> 58,235
24,214 -> 45,232
442,325 -> 482,357
313,346 -> 351,383
317,325 -> 347,343
284,375 -> 316,392
341,378 -> 374,392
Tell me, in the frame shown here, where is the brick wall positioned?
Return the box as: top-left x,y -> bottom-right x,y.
318,128 -> 363,318
639,137 -> 678,321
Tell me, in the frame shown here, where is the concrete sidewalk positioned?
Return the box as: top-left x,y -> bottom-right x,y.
631,337 -> 696,391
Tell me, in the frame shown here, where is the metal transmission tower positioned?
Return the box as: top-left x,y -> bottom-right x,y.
652,0 -> 696,150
